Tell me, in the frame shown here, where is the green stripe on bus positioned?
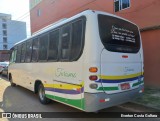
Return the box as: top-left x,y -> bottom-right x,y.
132,81 -> 144,87
97,86 -> 119,91
45,94 -> 84,110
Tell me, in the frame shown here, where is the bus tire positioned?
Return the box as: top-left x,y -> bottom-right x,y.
9,74 -> 16,87
38,83 -> 51,104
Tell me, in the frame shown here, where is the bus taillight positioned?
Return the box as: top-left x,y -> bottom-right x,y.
89,67 -> 98,73
122,55 -> 128,58
89,75 -> 98,81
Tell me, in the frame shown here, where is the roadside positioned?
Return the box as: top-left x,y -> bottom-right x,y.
132,86 -> 160,111
0,76 -> 10,121
119,102 -> 160,112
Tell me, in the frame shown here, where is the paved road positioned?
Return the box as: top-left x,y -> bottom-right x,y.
0,76 -> 159,121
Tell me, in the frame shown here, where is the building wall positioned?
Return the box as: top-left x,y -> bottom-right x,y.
115,0 -> 160,29
30,0 -> 160,33
30,0 -> 114,34
30,0 -> 160,86
0,14 -> 27,50
141,29 -> 160,86
7,20 -> 27,49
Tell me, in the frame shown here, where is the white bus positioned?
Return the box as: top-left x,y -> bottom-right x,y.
8,10 -> 144,112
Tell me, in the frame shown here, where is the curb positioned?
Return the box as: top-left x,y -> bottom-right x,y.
118,102 -> 160,112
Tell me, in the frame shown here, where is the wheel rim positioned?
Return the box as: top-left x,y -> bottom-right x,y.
39,85 -> 45,101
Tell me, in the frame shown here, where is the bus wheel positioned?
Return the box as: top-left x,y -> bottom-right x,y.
9,74 -> 16,87
38,83 -> 51,104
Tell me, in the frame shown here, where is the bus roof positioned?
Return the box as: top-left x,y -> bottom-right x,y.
14,10 -> 138,46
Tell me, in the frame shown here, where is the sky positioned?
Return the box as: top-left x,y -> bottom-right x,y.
0,0 -> 30,36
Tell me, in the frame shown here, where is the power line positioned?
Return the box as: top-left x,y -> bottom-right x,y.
0,7 -> 31,50
2,0 -> 157,39
33,0 -> 97,32
0,9 -> 31,37
0,13 -> 31,38
16,14 -> 30,22
15,11 -> 30,21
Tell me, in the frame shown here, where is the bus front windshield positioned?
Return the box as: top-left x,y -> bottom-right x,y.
98,14 -> 140,53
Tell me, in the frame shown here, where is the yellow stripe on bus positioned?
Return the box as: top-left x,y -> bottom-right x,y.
99,72 -> 142,80
44,81 -> 84,90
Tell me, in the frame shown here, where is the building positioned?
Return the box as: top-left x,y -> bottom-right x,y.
29,0 -> 160,86
0,13 -> 27,50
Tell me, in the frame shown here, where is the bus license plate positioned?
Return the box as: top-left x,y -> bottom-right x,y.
120,83 -> 130,90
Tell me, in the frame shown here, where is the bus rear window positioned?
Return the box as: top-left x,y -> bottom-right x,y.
98,14 -> 140,53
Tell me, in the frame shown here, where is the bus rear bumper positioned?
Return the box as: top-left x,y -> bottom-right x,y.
84,85 -> 144,112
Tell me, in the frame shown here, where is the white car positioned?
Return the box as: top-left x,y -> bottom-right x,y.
0,61 -> 9,73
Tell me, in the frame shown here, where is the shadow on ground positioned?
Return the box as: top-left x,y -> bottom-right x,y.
134,87 -> 160,110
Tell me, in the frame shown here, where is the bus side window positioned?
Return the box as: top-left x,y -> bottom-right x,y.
38,34 -> 48,61
48,30 -> 59,61
70,20 -> 84,61
21,42 -> 26,63
10,49 -> 17,63
32,38 -> 39,62
25,40 -> 32,62
60,24 -> 71,60
10,52 -> 13,63
16,45 -> 21,63
13,50 -> 17,62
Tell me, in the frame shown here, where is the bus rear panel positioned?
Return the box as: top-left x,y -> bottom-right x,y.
84,12 -> 144,112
